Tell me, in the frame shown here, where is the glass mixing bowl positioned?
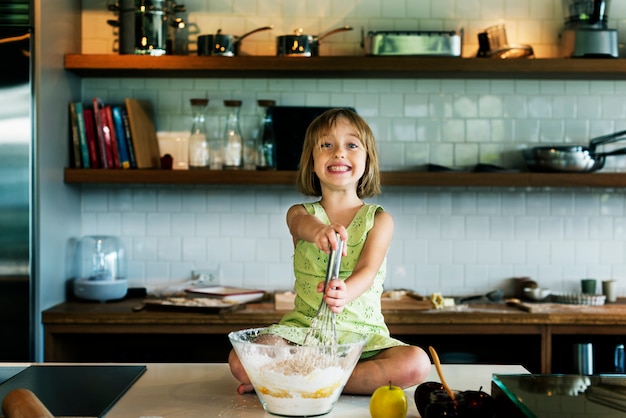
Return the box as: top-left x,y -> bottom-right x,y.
228,326 -> 367,417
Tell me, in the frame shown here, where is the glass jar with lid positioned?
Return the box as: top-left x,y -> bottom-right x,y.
188,98 -> 209,169
222,100 -> 244,170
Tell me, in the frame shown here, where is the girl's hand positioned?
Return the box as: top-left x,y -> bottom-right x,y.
313,224 -> 348,255
318,278 -> 348,313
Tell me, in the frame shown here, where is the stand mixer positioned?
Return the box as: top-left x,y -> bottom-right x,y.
560,0 -> 618,57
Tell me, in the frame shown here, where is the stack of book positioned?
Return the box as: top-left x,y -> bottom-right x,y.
68,98 -> 161,169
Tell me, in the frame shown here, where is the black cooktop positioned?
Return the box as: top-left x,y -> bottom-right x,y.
492,373 -> 626,417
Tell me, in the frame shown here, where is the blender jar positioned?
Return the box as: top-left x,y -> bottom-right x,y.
562,0 -> 611,28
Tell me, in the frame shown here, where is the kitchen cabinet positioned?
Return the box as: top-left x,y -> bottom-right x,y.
64,54 -> 626,188
42,297 -> 626,374
64,168 -> 626,188
65,54 -> 626,80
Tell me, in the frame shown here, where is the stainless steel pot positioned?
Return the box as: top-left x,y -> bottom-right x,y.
276,26 -> 353,57
522,129 -> 626,172
197,25 -> 273,56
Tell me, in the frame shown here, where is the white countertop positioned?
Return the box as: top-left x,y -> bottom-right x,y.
104,363 -> 528,418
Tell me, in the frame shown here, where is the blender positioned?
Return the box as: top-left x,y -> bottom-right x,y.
560,0 -> 618,57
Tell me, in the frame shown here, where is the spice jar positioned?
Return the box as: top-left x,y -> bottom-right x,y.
188,98 -> 209,169
222,100 -> 244,169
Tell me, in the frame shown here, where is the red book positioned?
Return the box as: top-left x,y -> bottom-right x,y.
103,105 -> 120,169
82,108 -> 100,168
92,98 -> 112,168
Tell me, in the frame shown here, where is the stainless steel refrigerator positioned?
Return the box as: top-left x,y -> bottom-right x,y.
0,0 -> 33,360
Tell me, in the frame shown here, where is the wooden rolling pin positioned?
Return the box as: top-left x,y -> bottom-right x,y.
2,388 -> 54,418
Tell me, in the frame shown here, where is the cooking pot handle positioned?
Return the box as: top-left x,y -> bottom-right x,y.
589,129 -> 626,151
316,25 -> 353,42
597,146 -> 626,158
236,25 -> 274,43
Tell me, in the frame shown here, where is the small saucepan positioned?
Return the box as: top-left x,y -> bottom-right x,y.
197,25 -> 273,56
523,129 -> 626,173
276,26 -> 353,57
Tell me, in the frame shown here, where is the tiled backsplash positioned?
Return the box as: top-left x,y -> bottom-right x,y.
79,0 -> 626,298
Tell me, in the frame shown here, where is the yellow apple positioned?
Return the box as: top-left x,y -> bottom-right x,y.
370,382 -> 408,418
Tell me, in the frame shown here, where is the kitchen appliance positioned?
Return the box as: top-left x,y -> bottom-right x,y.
73,236 -> 127,302
0,0 -> 33,361
197,26 -> 273,56
560,0 -> 618,57
363,30 -> 462,56
492,374 -> 626,416
276,26 -> 352,57
476,24 -> 534,59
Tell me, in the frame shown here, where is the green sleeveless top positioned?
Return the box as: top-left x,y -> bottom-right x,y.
277,201 -> 406,358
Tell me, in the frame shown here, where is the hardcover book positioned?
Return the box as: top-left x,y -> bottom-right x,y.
75,102 -> 91,168
68,102 -> 82,168
102,105 -> 121,168
92,98 -> 112,168
111,105 -> 131,169
124,98 -> 161,169
82,108 -> 100,168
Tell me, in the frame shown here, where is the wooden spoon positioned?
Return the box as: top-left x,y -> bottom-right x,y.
428,345 -> 456,401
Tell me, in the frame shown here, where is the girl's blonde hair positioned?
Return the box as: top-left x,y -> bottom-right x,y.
296,108 -> 381,198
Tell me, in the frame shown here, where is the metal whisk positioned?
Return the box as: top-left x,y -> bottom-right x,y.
303,235 -> 343,346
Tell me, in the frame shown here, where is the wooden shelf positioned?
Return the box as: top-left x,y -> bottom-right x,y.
63,168 -> 626,188
65,54 -> 626,80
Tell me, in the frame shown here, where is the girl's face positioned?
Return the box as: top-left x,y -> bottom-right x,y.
312,117 -> 366,192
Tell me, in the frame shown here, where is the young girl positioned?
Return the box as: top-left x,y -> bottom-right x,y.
229,108 -> 431,395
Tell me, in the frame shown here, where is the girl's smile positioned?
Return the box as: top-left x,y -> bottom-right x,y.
313,117 -> 366,187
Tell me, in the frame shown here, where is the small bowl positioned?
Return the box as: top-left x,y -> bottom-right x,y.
229,326 -> 366,416
523,287 -> 551,301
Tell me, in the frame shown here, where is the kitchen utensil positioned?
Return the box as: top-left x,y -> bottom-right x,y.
362,30 -> 462,56
523,287 -> 551,301
581,278 -> 597,294
505,298 -> 532,312
602,280 -> 617,303
573,342 -> 594,375
523,129 -> 626,172
136,297 -> 244,313
303,235 -> 343,346
197,25 -> 273,56
551,292 -> 606,305
428,346 -> 456,401
2,389 -> 53,418
228,326 -> 366,416
107,0 -> 186,56
72,235 -> 127,302
276,26 -> 353,57
458,289 -> 503,304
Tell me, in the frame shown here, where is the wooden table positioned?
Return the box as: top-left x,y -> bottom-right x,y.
42,297 -> 626,374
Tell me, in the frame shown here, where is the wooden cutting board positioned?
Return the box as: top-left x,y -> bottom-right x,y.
138,297 -> 245,314
381,294 -> 433,310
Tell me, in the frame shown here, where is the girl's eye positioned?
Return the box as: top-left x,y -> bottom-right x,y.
348,143 -> 358,149
321,143 -> 332,149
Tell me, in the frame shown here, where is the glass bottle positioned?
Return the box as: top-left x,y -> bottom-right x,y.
188,98 -> 210,169
222,100 -> 244,170
256,100 -> 277,170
